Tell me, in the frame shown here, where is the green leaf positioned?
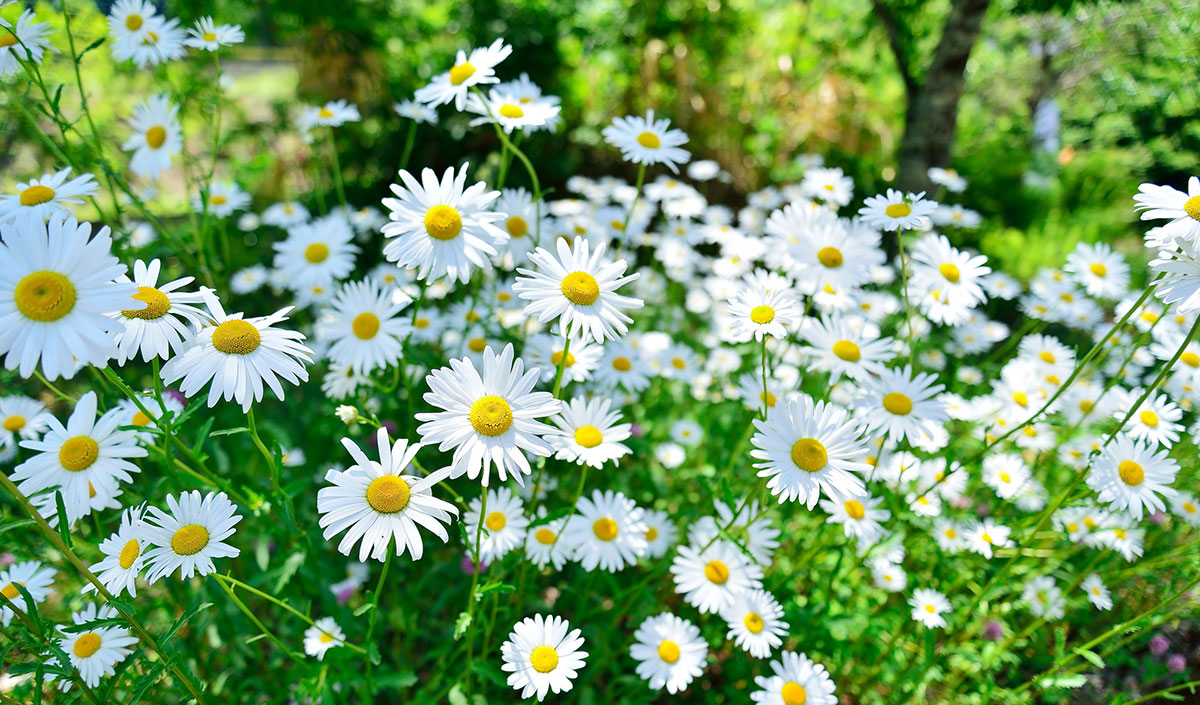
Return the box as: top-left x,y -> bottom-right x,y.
353,602 -> 375,617
53,491 -> 72,548
1039,674 -> 1087,690
162,601 -> 212,644
273,551 -> 307,593
376,670 -> 418,690
78,36 -> 106,59
453,611 -> 472,640
448,684 -> 469,705
192,416 -> 216,453
210,427 -> 250,437
1076,648 -> 1105,669
255,537 -> 270,572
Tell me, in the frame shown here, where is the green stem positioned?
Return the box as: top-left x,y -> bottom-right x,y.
327,127 -> 348,211
33,369 -> 75,403
400,120 -> 418,172
362,549 -> 394,698
212,574 -> 369,655
211,574 -> 304,659
621,163 -> 647,235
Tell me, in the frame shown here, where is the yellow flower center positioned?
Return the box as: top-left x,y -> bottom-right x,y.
468,337 -> 487,353
59,436 -> 100,472
551,350 -> 576,367
1090,262 -> 1107,277
761,391 -> 777,407
636,131 -> 661,149
319,632 -> 334,643
203,31 -> 217,42
791,438 -> 828,472
530,645 -> 558,673
781,681 -> 808,705
0,582 -> 22,600
140,126 -> 167,152
999,472 -> 1011,484
1114,528 -> 1128,539
210,195 -> 228,206
574,425 -> 603,448
612,356 -> 632,372
414,317 -> 430,329
1039,351 -> 1056,364
125,14 -> 144,30
171,524 -> 210,556
833,340 -> 861,362
535,528 -> 556,545
885,203 -> 911,218
449,62 -> 476,85
817,246 -> 843,268
944,528 -> 957,539
750,305 -> 775,324
211,319 -> 261,355
925,604 -> 936,613
424,204 -> 463,241
1185,195 -> 1200,222
304,243 -> 330,263
352,312 -> 380,340
506,215 -> 528,238
1013,391 -> 1029,408
672,357 -> 686,370
122,286 -> 171,320
1182,352 -> 1200,368
939,263 -> 960,283
119,539 -> 141,569
645,526 -> 658,542
844,500 -> 865,520
485,511 -> 507,531
1118,460 -> 1144,486
883,392 -> 913,415
73,633 -> 102,658
704,560 -> 730,585
499,103 -> 524,119
561,271 -> 600,305
318,107 -> 334,119
3,415 -> 26,432
743,612 -> 764,633
1023,426 -> 1038,437
366,475 -> 411,513
658,640 -> 680,663
19,185 -> 56,207
15,271 -> 76,322
469,395 -> 513,436
592,517 -> 618,541
1140,410 -> 1159,427
1184,501 -> 1197,514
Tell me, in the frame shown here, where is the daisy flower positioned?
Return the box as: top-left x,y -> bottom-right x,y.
909,233 -> 991,325
85,505 -> 147,598
751,650 -> 838,705
112,258 -> 206,363
500,614 -> 588,701
230,264 -> 269,294
0,168 -> 98,228
315,279 -> 410,373
0,395 -> 51,455
142,491 -> 242,582
193,180 -> 251,218
561,489 -> 647,572
928,167 -> 967,192
416,344 -> 561,486
1065,242 -> 1130,299
1170,491 -> 1200,526
522,333 -> 601,387
800,167 -> 854,206
467,88 -> 561,134
12,391 -> 145,524
107,0 -> 158,47
670,540 -> 764,615
55,604 -> 138,688
122,95 -> 182,180
1087,433 -> 1178,520
307,99 -> 361,128
303,617 -> 346,660
593,339 -> 652,392
859,189 -> 937,231
0,560 -> 55,627
1134,176 -> 1200,245
464,487 -> 529,564
394,98 -> 438,124
908,588 -> 951,629
381,164 -> 507,284
963,518 -> 1013,559
858,366 -> 948,444
524,511 -> 571,570
1114,390 -> 1183,448
547,397 -> 631,468
721,588 -> 788,658
161,290 -> 313,412
117,14 -> 186,67
750,396 -> 870,508
641,508 -> 678,559
932,203 -> 982,228
727,284 -> 802,342
686,498 -> 780,565
317,428 -> 458,562
819,493 -> 890,550
184,16 -> 244,51
415,37 -> 512,110
1079,573 -> 1113,611
602,110 -> 691,173
494,188 -> 543,267
1023,576 -> 1065,620
800,317 -> 893,381
261,201 -> 310,228
630,613 -> 707,694
273,214 -> 360,290
514,237 -> 643,344
0,9 -> 53,79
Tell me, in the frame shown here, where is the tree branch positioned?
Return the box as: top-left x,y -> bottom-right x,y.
871,0 -> 919,95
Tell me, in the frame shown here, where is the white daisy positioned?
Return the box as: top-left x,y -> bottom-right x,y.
184,16 -> 244,50
85,505 -> 148,598
630,613 -> 706,694
193,181 -> 251,218
142,490 -> 242,582
1134,176 -> 1200,245
602,110 -> 691,173
523,511 -> 571,570
0,168 -> 98,229
1065,241 -> 1130,299
303,617 -> 346,660
0,560 -> 55,627
315,279 -> 411,373
751,650 -> 838,705
394,98 -> 438,124
1087,433 -> 1178,520
670,540 -> 764,615
721,588 -> 788,658
161,289 -> 313,412
800,316 -> 893,381
306,99 -> 361,128
0,395 -> 51,455
467,88 -> 561,134
819,493 -> 890,550
927,167 -> 967,192
0,9 -> 53,79
908,588 -> 951,629
261,201 -> 310,228
273,214 -> 360,291
857,189 -> 936,231
55,604 -> 137,688
229,264 -> 269,294
1170,491 -> 1200,526
122,95 -> 182,180
1081,574 -> 1113,611
750,396 -> 870,508
547,396 -> 632,468
593,338 -> 652,392
114,15 -> 186,68
112,258 -> 207,363
522,333 -> 601,388
416,344 -> 561,486
514,237 -> 643,344
500,614 -> 588,701
464,486 -> 529,564
415,38 -> 512,110
317,429 -> 458,562
686,498 -> 780,566
1022,576 -> 1065,620
561,489 -> 647,572
640,508 -> 678,559
727,284 -> 802,342
381,164 -> 507,284
963,518 -> 1013,559
858,366 -> 948,444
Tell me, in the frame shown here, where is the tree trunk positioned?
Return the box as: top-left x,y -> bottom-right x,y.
894,0 -> 992,193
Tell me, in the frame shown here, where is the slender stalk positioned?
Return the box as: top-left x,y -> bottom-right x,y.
211,574 -> 303,659
33,370 -> 76,403
463,490 -> 489,692
621,163 -> 647,234
212,574 -> 368,655
327,128 -> 349,211
895,227 -> 916,368
400,120 -> 418,172
363,550 -> 394,698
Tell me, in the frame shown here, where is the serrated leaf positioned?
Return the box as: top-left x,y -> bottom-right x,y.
1076,648 -> 1105,669
162,601 -> 212,643
453,611 -> 472,640
1039,674 -> 1087,690
368,642 -> 381,666
273,551 -> 307,593
209,427 -> 249,437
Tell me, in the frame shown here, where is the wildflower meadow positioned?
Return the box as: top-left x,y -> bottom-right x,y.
1,1 -> 1199,703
